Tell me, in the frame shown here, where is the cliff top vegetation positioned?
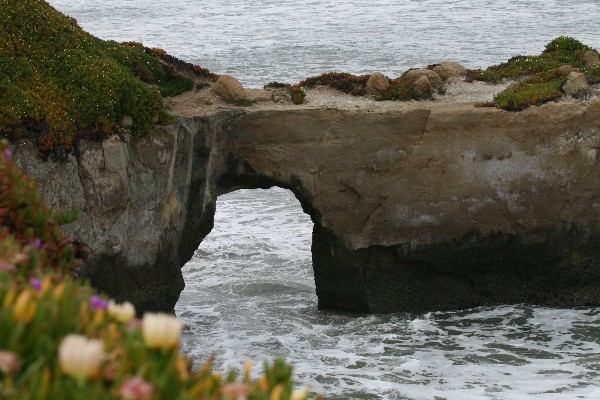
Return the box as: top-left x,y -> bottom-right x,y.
0,0 -> 214,158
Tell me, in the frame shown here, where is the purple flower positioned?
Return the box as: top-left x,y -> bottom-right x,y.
33,239 -> 42,250
29,278 -> 42,291
3,149 -> 11,160
90,295 -> 108,310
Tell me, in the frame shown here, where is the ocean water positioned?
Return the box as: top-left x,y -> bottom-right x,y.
47,1 -> 600,398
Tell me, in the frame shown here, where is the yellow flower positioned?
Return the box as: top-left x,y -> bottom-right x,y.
141,313 -> 182,349
107,300 -> 136,323
58,335 -> 104,380
13,290 -> 36,323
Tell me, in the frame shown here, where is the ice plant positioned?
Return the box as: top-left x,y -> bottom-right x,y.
141,313 -> 182,349
58,335 -> 105,380
108,300 -> 136,323
29,277 -> 42,292
90,295 -> 109,310
118,376 -> 154,400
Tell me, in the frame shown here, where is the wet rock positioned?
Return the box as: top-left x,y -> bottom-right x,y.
561,72 -> 589,98
583,51 -> 600,67
366,72 -> 390,95
433,61 -> 467,79
213,75 -> 245,102
404,68 -> 443,89
413,75 -> 433,99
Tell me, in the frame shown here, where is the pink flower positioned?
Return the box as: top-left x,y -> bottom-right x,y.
119,377 -> 154,400
126,318 -> 143,330
222,382 -> 250,399
0,350 -> 19,374
0,261 -> 14,273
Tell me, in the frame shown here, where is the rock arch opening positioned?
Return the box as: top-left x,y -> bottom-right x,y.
176,187 -> 316,318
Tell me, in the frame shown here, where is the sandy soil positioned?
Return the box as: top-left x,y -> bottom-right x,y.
163,76 -> 599,117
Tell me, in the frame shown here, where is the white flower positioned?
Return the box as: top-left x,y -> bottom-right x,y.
141,313 -> 182,349
108,300 -> 136,323
58,335 -> 104,380
291,389 -> 310,400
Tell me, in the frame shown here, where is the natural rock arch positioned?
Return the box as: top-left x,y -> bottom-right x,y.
12,100 -> 600,314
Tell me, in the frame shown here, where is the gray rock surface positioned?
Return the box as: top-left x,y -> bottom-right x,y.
413,75 -> 433,99
432,61 -> 467,79
403,68 -> 443,89
583,51 -> 600,67
12,99 -> 600,314
562,71 -> 589,98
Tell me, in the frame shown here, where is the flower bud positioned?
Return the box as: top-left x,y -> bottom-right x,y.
108,300 -> 136,323
141,313 -> 182,350
13,290 -> 36,323
58,335 -> 104,380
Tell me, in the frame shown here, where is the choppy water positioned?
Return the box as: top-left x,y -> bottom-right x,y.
48,0 -> 599,88
47,1 -> 600,398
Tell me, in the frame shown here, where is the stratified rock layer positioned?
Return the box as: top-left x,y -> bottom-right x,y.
12,100 -> 600,313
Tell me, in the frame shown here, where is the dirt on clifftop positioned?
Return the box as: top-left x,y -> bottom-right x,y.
163,76 -> 600,117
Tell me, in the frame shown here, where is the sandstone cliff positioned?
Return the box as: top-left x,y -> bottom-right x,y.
11,99 -> 600,313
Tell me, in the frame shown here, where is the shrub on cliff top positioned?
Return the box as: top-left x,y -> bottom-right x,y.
467,36 -> 597,83
471,37 -> 598,111
0,0 -> 197,155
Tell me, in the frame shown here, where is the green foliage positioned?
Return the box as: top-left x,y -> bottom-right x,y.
584,64 -> 600,84
235,98 -> 255,107
290,87 -> 306,105
264,82 -> 291,89
493,80 -> 564,111
468,37 -> 598,111
0,0 -> 196,154
542,36 -> 595,56
0,142 -> 321,400
467,36 -> 597,83
156,110 -> 178,126
298,72 -> 369,96
377,77 -> 418,101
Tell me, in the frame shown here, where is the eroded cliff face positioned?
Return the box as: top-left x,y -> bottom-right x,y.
11,100 -> 600,313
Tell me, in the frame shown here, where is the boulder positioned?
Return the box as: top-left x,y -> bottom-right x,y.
366,72 -> 390,95
213,75 -> 245,102
404,68 -> 443,89
433,61 -> 467,79
413,75 -> 433,99
583,51 -> 600,67
561,72 -> 589,98
558,65 -> 577,75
